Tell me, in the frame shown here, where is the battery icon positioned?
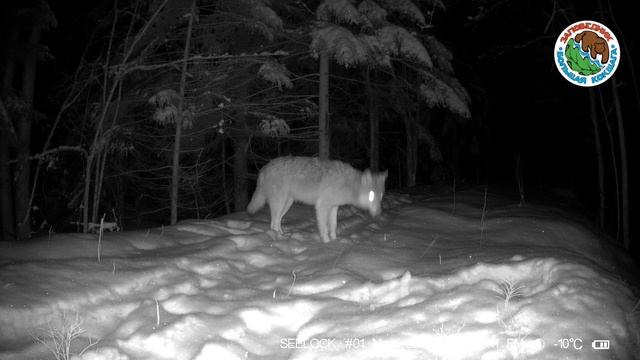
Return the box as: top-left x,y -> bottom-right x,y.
592,340 -> 610,350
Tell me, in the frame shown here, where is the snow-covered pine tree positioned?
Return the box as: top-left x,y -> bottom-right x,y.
310,0 -> 469,178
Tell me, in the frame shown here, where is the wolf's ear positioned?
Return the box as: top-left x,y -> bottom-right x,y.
362,169 -> 373,185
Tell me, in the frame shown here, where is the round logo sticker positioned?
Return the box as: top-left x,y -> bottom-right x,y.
554,20 -> 620,87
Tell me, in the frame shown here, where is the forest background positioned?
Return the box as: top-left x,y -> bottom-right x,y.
0,0 -> 637,256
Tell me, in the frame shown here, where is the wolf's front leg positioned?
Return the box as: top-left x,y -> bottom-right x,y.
315,204 -> 331,243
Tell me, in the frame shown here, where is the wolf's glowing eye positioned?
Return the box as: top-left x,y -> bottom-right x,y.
368,190 -> 375,202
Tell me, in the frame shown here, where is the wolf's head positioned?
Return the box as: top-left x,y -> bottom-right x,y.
358,169 -> 388,217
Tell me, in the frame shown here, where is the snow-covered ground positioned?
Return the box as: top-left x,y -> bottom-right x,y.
1,191 -> 638,360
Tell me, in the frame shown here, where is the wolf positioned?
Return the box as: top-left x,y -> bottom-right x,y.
247,156 -> 388,243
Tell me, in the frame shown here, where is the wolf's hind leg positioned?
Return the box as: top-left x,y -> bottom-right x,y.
281,196 -> 294,219
269,195 -> 293,236
315,204 -> 331,243
275,196 -> 294,235
329,206 -> 338,240
268,194 -> 286,235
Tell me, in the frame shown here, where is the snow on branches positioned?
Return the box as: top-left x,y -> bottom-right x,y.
148,89 -> 194,129
258,60 -> 293,90
419,72 -> 470,118
378,25 -> 432,67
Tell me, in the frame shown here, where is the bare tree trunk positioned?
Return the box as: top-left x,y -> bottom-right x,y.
170,0 -> 197,224
598,88 -> 621,241
233,131 -> 249,211
92,150 -> 109,223
365,67 -> 379,171
82,154 -> 93,232
1,32 -> 17,240
222,136 -> 230,214
589,89 -> 605,229
0,25 -> 17,96
170,95 -> 183,223
15,24 -> 42,240
0,99 -> 14,241
318,46 -> 330,160
603,0 -> 640,124
450,122 -> 460,178
404,115 -> 417,187
515,154 -> 525,206
116,157 -> 125,230
610,78 -> 629,249
232,69 -> 250,212
91,150 -> 102,223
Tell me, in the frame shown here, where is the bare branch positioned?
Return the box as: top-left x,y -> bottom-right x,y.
116,52 -> 288,75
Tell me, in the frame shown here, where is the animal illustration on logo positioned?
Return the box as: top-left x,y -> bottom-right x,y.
247,156 -> 388,243
575,30 -> 609,64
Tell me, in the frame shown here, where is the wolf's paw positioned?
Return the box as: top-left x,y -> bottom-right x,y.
321,233 -> 339,243
277,230 -> 293,240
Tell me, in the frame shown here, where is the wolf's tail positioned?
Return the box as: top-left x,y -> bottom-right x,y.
247,173 -> 266,214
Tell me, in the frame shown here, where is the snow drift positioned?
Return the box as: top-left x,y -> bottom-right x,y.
0,191 -> 638,360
